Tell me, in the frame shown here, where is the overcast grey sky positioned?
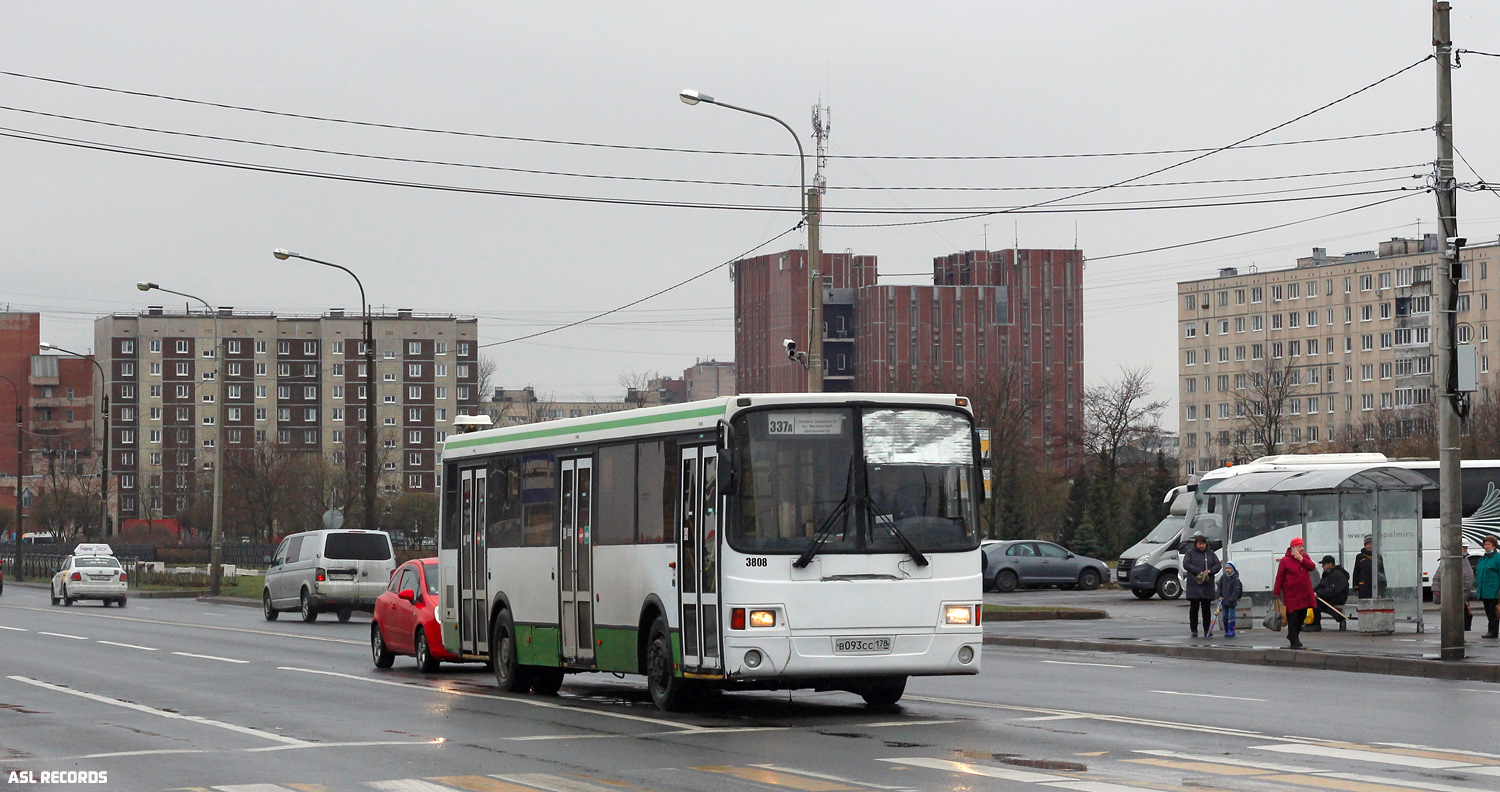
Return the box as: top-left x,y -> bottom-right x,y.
5,2 -> 1499,422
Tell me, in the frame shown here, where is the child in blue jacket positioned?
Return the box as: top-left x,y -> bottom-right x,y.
1217,562 -> 1244,637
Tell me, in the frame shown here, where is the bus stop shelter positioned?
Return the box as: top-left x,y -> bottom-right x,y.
1208,464 -> 1431,629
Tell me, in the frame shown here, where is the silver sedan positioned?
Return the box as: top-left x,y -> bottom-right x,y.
981,540 -> 1110,593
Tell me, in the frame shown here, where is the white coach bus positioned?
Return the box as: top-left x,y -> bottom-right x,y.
437,392 -> 984,711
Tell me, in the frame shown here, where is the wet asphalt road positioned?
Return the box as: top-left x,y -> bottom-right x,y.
1,584 -> 1498,792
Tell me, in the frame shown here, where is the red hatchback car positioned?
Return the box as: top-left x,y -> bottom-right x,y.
372,558 -> 466,672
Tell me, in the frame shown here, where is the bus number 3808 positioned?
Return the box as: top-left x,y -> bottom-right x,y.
745,557 -> 768,567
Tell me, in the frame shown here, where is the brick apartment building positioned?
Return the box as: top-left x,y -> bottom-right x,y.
94,308 -> 479,524
0,312 -> 97,527
1177,234 -> 1500,476
733,248 -> 1085,470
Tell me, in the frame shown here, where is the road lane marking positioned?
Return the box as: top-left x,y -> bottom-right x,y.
242,740 -> 442,754
874,758 -> 1066,783
429,778 -> 537,792
1319,773 -> 1500,792
860,720 -> 963,728
1251,743 -> 1476,769
0,603 -> 363,644
1457,688 -> 1500,695
1017,714 -> 1091,721
1377,743 -> 1500,761
749,765 -> 914,791
8,675 -> 308,746
695,766 -> 862,790
492,774 -> 627,792
174,651 -> 249,664
903,695 -> 1266,737
1150,690 -> 1268,702
1040,660 -> 1133,668
98,640 -> 157,651
279,667 -> 706,732
81,749 -> 206,759
505,734 -> 626,742
0,625 -> 26,631
39,631 -> 88,640
1132,749 -> 1317,773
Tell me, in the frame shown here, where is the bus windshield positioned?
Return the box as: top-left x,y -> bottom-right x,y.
730,407 -> 978,555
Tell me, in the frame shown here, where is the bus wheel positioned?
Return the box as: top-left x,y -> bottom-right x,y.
859,676 -> 907,708
646,616 -> 691,712
491,610 -> 534,693
530,667 -> 564,696
1155,573 -> 1183,600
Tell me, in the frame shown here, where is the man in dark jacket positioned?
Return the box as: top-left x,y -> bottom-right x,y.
1352,535 -> 1386,599
1182,533 -> 1222,637
1312,555 -> 1350,631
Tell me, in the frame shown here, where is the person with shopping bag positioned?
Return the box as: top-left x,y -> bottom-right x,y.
1273,537 -> 1317,649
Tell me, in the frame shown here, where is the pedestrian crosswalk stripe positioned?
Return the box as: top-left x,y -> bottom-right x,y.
874,757 -> 1067,783
1259,774 -> 1457,792
1045,782 -> 1169,792
748,765 -> 913,792
429,777 -> 537,792
214,785 -> 302,792
1126,758 -> 1271,776
1319,772 -> 1500,792
1132,749 -> 1319,773
491,774 -> 625,792
368,781 -> 466,792
283,785 -> 331,792
1252,743 -> 1477,770
694,765 -> 862,791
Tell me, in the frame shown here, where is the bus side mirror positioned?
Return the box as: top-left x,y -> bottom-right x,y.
717,421 -> 738,496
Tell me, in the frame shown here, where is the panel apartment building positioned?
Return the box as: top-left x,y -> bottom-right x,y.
733,248 -> 1085,470
94,308 -> 479,523
1177,234 -> 1500,477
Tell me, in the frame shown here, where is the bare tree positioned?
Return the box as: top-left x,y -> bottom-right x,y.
970,361 -> 1068,540
476,356 -> 497,403
619,370 -> 657,407
1076,366 -> 1169,557
1229,355 -> 1306,460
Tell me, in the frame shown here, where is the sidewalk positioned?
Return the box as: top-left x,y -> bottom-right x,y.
982,587 -> 1500,683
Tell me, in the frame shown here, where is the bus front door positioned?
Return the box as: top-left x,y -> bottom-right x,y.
560,458 -> 595,664
678,445 -> 721,675
458,466 -> 489,657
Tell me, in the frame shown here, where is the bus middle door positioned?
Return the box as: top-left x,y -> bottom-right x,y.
458,466 -> 489,657
678,445 -> 721,675
560,457 -> 595,664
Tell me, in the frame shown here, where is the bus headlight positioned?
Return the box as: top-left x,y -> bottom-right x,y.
944,605 -> 973,625
749,610 -> 776,628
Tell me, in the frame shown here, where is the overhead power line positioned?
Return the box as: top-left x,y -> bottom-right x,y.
0,102 -> 1429,192
0,68 -> 1427,160
826,54 -> 1435,229
0,123 -> 1420,215
479,224 -> 802,348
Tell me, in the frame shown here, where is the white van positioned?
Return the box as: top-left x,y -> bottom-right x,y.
263,529 -> 396,623
1117,485 -> 1193,600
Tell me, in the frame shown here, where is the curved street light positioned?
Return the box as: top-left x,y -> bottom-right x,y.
680,88 -> 822,391
136,282 -> 228,595
272,249 -> 377,533
37,343 -> 110,541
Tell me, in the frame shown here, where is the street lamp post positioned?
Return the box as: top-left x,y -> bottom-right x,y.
136,283 -> 226,596
0,375 -> 24,581
273,250 -> 377,534
679,89 -> 822,392
38,344 -> 109,541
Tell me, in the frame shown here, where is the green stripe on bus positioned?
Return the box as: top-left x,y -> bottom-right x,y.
516,625 -> 562,667
444,404 -> 726,451
593,626 -> 640,673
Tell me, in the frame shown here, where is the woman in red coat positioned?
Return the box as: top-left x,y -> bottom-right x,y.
1273,537 -> 1318,649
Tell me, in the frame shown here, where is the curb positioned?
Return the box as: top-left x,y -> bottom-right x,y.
982,635 -> 1500,683
198,595 -> 260,609
984,609 -> 1110,622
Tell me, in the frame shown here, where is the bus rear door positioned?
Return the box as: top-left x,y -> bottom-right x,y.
559,457 -> 595,664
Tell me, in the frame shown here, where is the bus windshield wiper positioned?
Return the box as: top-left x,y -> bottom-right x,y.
794,460 -> 855,569
866,498 -> 929,567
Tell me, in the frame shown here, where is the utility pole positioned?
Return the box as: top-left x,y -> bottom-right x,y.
1434,0 -> 1464,662
807,187 -> 823,393
364,310 -> 377,531
209,331 -> 226,596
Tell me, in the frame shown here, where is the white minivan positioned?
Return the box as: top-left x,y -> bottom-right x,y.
263,529 -> 396,623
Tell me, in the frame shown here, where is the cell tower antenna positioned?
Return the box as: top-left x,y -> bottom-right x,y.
811,100 -> 831,194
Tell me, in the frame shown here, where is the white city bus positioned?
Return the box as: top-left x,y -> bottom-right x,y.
437,392 -> 984,711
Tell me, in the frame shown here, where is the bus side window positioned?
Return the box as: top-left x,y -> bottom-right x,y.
636,440 -> 671,544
